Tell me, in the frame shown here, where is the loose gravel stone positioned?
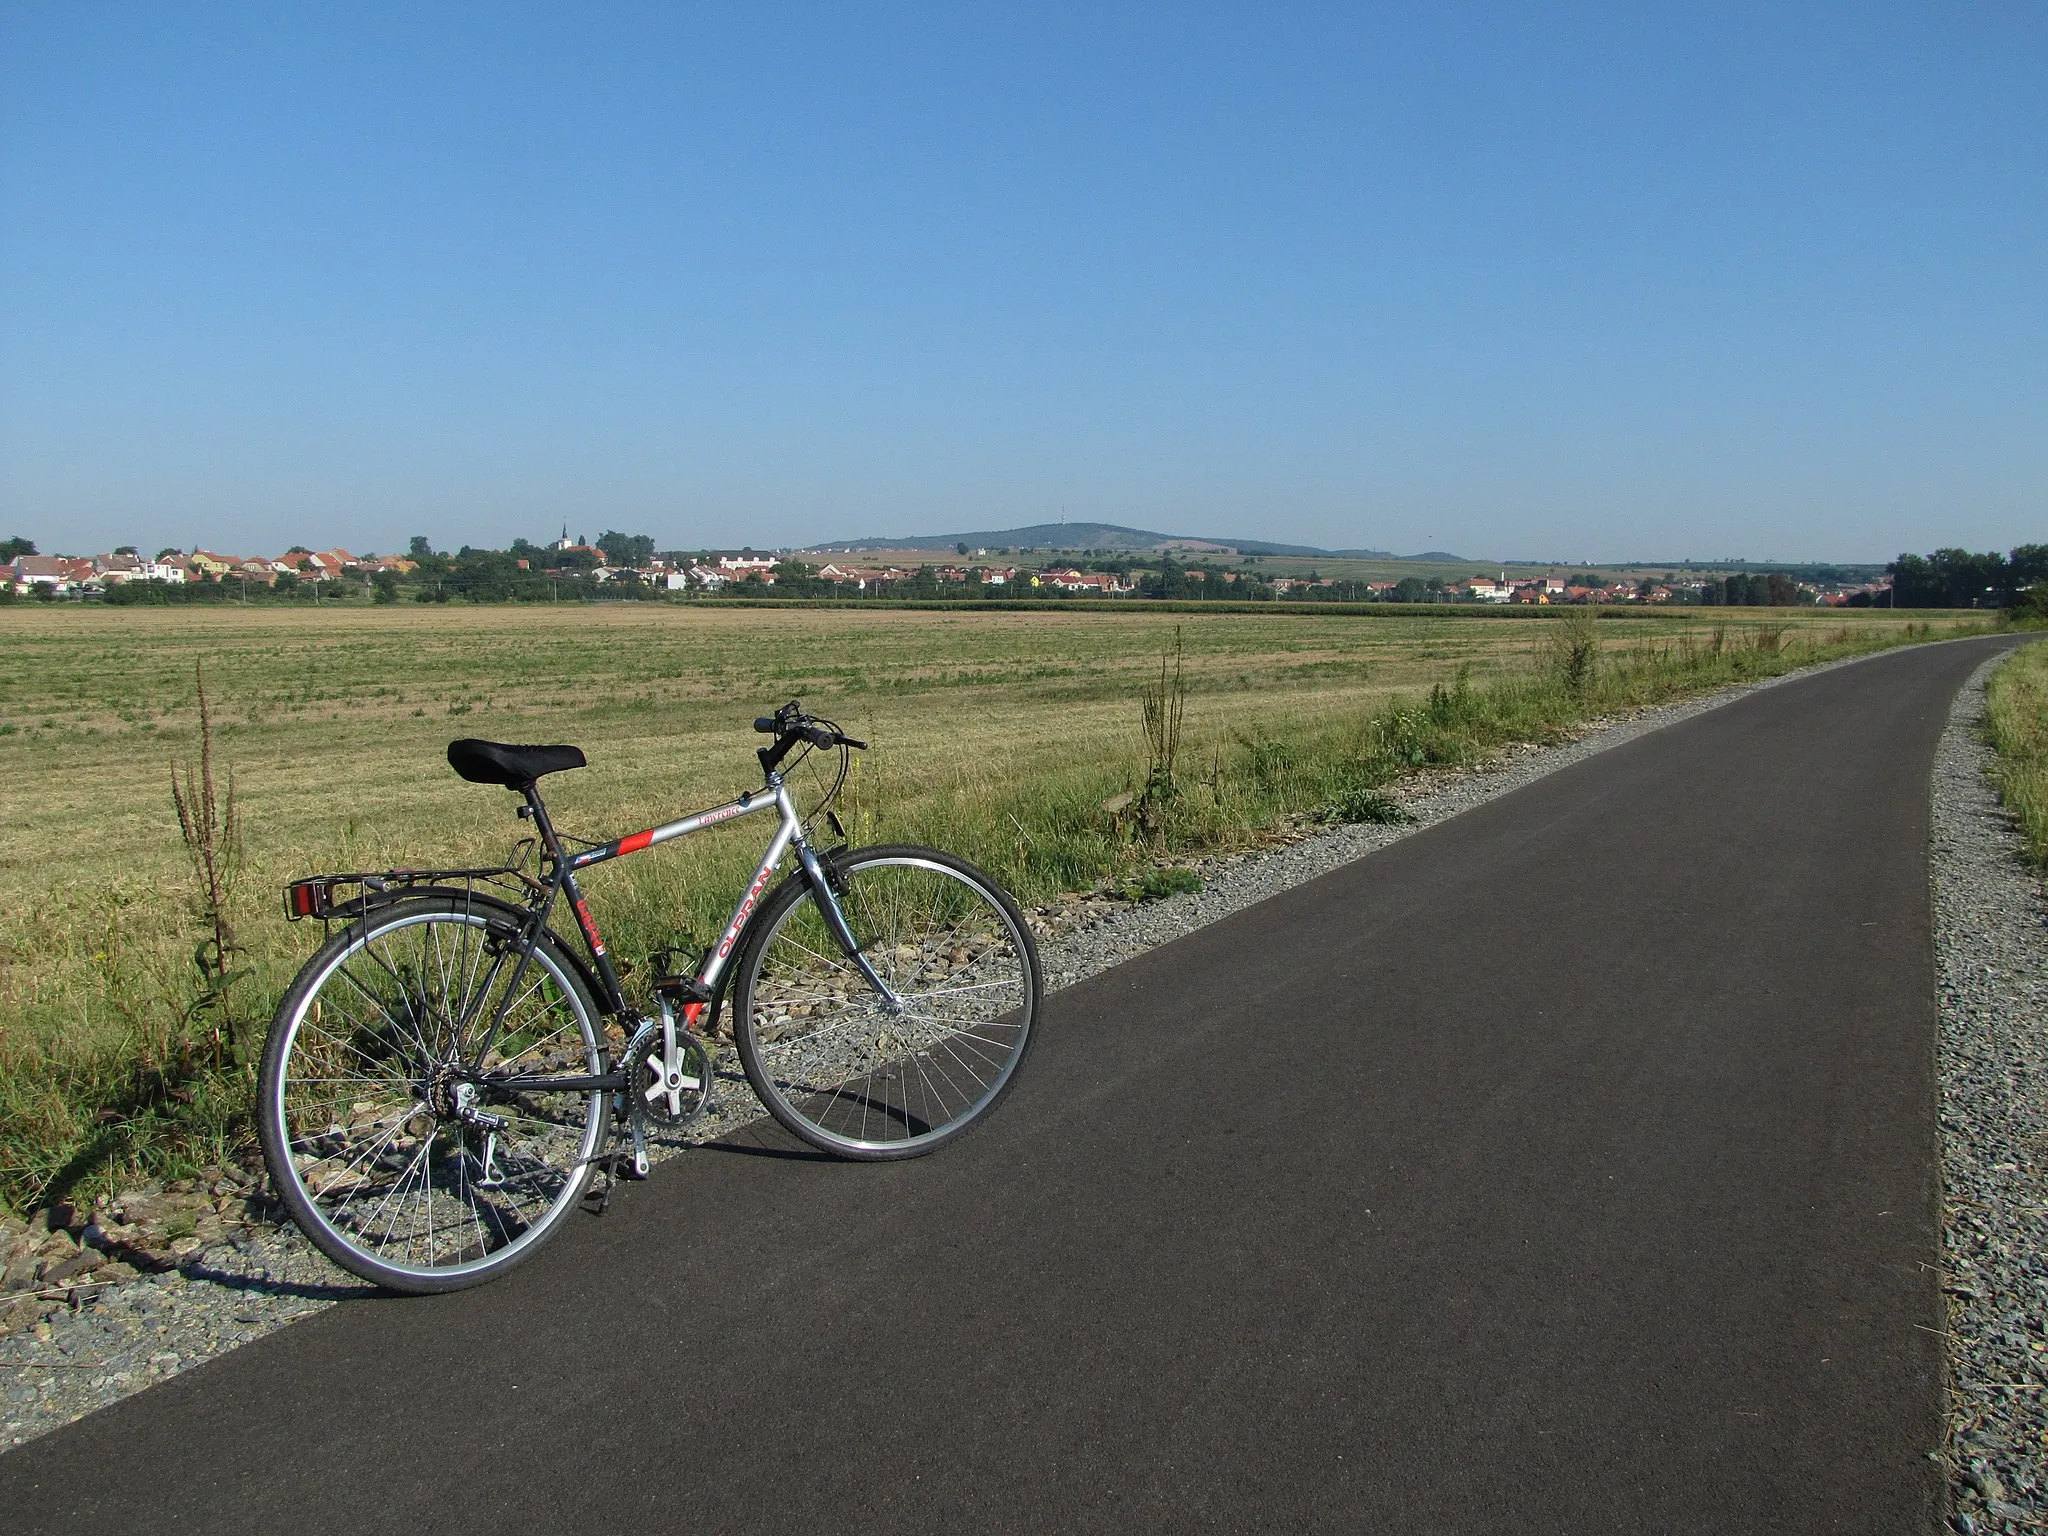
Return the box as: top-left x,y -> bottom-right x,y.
1933,648 -> 2048,1528
3,643 -> 2028,1473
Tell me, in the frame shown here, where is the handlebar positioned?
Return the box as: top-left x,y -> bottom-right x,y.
754,701 -> 866,775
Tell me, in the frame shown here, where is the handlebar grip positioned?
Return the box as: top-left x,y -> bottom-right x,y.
754,718 -> 778,734
803,725 -> 837,747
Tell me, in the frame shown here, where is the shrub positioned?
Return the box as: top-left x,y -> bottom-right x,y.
1320,787 -> 1413,825
1124,865 -> 1204,901
1547,607 -> 1601,695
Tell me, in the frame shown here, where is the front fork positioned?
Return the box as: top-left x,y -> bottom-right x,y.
795,840 -> 904,1014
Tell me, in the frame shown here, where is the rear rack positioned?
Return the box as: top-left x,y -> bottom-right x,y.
284,862 -> 539,922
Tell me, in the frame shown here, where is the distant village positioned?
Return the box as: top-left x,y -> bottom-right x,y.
2,526 -> 1907,607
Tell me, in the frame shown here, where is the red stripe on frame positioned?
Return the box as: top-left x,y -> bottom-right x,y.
618,829 -> 655,855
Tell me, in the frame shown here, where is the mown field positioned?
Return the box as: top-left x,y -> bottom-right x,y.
0,602 -> 1983,1210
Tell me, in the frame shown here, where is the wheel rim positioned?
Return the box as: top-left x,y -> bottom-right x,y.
743,857 -> 1034,1152
271,910 -> 603,1283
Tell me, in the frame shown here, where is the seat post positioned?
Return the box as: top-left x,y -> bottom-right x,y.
521,781 -> 564,864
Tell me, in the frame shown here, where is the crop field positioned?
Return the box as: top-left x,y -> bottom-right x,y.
0,601 -> 1981,1208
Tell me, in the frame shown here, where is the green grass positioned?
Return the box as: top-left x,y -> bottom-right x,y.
0,603 -> 1985,1214
1987,638 -> 2048,871
1122,866 -> 1206,901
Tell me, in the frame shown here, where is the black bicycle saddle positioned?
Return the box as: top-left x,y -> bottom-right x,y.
447,739 -> 588,789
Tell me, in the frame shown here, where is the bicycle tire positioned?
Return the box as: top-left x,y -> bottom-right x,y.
257,894 -> 606,1293
732,845 -> 1040,1159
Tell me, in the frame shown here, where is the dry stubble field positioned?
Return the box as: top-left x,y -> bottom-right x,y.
0,601 -> 1969,1204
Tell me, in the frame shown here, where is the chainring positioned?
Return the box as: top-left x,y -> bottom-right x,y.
623,1018 -> 713,1128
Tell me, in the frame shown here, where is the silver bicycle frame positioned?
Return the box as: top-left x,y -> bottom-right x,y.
562,774 -> 901,1014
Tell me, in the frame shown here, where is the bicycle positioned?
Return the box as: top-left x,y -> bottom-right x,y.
257,702 -> 1041,1293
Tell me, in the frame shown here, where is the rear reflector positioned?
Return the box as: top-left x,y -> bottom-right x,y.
285,880 -> 328,920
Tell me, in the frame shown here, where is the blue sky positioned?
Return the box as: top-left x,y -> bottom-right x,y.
1,2 -> 2042,563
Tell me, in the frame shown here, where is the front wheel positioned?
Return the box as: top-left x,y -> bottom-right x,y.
257,895 -> 607,1293
732,846 -> 1040,1159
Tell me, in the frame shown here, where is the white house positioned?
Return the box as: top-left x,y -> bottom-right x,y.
11,556 -> 72,594
94,553 -> 188,584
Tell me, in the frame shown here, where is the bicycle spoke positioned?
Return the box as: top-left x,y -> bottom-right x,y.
738,853 -> 1037,1156
264,905 -> 602,1290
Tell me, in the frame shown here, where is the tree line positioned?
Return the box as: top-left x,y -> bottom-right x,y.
1877,546 -> 2048,609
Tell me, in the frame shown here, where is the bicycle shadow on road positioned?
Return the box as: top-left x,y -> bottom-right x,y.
176,1251 -> 379,1304
693,1119 -> 838,1162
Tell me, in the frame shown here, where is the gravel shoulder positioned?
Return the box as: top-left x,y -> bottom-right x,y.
4,640 -> 2032,1469
1933,647 -> 2048,1532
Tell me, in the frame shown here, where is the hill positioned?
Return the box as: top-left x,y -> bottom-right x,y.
805,522 -> 1402,559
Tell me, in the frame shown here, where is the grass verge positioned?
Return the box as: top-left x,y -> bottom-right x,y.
1987,638 -> 2048,871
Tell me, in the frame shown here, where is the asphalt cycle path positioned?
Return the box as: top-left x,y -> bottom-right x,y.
2,635 -> 2015,1534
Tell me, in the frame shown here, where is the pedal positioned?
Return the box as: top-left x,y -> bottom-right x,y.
593,1150 -> 647,1185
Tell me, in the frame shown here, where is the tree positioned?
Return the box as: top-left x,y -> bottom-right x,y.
372,569 -> 401,604
1391,576 -> 1428,603
1718,572 -> 1780,606
956,541 -> 970,556
272,571 -> 300,596
0,536 -> 36,560
2010,544 -> 2048,590
1889,549 -> 2010,608
409,535 -> 435,560
597,531 -> 656,568
115,544 -> 138,556
157,547 -> 182,561
442,548 -> 527,602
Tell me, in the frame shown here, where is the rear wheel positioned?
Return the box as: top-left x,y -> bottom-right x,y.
257,895 -> 606,1293
732,846 -> 1040,1159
